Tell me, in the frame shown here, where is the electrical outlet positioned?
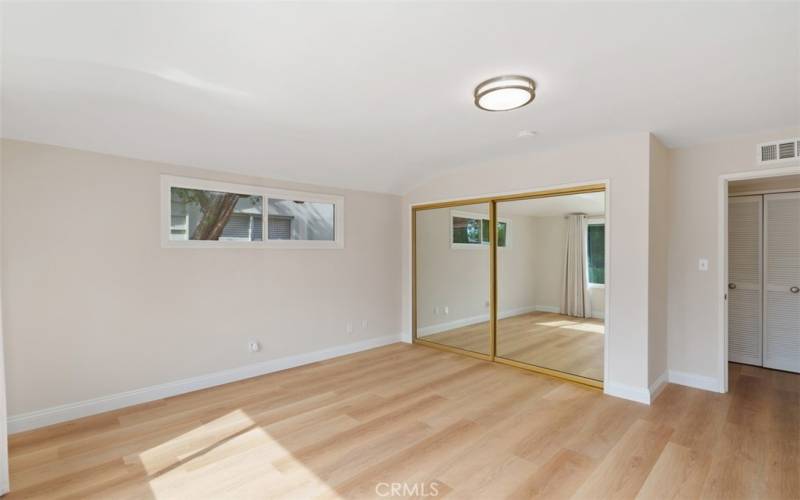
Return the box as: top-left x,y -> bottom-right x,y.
248,340 -> 261,353
444,306 -> 449,315
346,321 -> 354,335
698,258 -> 709,271
361,319 -> 368,329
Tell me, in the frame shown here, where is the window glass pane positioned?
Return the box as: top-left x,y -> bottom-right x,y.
587,224 -> 605,284
481,219 -> 490,243
453,216 -> 481,244
267,216 -> 292,240
170,187 -> 263,241
497,221 -> 507,247
267,198 -> 335,241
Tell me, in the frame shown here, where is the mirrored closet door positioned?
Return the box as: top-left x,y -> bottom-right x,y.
414,202 -> 492,356
495,192 -> 606,382
413,185 -> 607,387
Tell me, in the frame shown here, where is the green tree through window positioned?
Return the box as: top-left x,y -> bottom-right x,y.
587,224 -> 605,284
453,215 -> 508,247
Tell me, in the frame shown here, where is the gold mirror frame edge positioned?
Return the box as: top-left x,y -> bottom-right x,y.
411,183 -> 606,391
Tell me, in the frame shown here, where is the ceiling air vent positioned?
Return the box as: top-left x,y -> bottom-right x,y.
758,138 -> 799,165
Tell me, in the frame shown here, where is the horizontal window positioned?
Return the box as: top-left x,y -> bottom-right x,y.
162,176 -> 344,249
451,210 -> 510,249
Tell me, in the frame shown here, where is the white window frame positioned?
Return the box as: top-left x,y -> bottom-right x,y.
450,210 -> 512,250
161,175 -> 345,249
170,214 -> 190,241
584,216 -> 605,288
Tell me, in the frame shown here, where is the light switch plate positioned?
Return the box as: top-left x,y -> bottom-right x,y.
698,258 -> 709,271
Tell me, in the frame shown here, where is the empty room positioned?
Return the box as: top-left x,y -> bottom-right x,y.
0,2 -> 798,499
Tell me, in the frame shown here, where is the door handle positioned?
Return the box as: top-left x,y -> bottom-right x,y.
728,283 -> 736,290
791,286 -> 800,294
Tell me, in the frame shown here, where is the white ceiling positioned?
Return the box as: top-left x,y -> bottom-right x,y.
499,192 -> 605,217
2,2 -> 798,194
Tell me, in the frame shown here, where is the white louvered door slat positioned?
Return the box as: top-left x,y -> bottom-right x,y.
764,192 -> 800,373
728,196 -> 763,366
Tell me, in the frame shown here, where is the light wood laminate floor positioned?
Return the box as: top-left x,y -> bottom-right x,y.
8,344 -> 799,499
421,312 -> 604,380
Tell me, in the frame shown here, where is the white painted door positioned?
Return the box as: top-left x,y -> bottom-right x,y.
763,192 -> 800,373
728,196 -> 763,366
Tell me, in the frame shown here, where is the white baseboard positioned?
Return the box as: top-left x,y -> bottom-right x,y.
8,333 -> 403,434
417,313 -> 489,336
648,371 -> 668,402
603,381 -> 651,405
668,370 -> 720,393
604,370 -> 668,406
418,305 -> 538,336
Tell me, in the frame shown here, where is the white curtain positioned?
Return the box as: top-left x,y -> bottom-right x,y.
560,214 -> 592,317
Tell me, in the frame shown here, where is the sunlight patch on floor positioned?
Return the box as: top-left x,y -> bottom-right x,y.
536,320 -> 604,334
137,409 -> 341,499
536,320 -> 578,327
561,323 -> 605,334
135,409 -> 256,475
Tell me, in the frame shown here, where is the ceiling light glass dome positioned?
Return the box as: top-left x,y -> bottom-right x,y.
474,75 -> 536,112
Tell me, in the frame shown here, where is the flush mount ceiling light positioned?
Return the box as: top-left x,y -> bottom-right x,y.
474,75 -> 536,112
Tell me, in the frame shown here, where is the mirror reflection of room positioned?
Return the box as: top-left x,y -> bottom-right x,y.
496,192 -> 606,381
415,203 -> 491,355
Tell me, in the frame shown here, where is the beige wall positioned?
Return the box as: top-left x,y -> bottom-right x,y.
666,127 -> 800,384
1,140 -> 402,417
0,141 -> 7,492
531,216 -> 564,311
648,135 -> 669,386
403,133 -> 653,396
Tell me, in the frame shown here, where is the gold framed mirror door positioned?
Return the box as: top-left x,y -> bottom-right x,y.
412,184 -> 606,388
413,201 -> 493,359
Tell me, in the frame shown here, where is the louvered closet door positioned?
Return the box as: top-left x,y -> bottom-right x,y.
728,196 -> 763,366
763,192 -> 800,373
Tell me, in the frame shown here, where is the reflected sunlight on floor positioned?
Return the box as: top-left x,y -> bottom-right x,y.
535,320 -> 604,334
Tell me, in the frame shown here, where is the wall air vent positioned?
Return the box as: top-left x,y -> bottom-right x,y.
758,138 -> 799,165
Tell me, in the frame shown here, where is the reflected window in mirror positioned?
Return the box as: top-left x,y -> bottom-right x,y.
586,220 -> 605,286
451,210 -> 510,249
